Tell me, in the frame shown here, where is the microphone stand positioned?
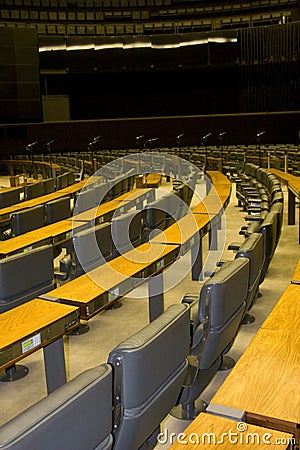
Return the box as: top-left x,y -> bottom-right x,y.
256,131 -> 266,167
26,141 -> 38,180
46,139 -> 55,178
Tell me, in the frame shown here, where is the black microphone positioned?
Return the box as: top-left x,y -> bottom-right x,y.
201,132 -> 212,143
26,141 -> 38,151
218,131 -> 227,139
46,140 -> 55,151
176,133 -> 184,141
136,135 -> 145,142
256,131 -> 266,139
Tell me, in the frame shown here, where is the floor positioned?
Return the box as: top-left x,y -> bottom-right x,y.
0,175 -> 299,448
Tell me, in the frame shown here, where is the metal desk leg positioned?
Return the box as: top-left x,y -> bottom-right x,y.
148,272 -> 164,322
191,240 -> 203,281
209,225 -> 218,251
43,337 -> 67,394
288,189 -> 295,225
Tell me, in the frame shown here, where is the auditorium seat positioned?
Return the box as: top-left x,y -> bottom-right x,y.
41,178 -> 56,195
24,182 -> 43,201
0,188 -> 22,209
45,196 -> 71,225
0,364 -> 113,450
11,205 -> 46,236
73,188 -> 97,214
108,303 -> 190,450
0,245 -> 55,313
73,222 -> 113,276
111,210 -> 143,256
175,258 -> 249,419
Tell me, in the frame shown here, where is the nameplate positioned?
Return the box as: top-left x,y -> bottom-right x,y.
22,333 -> 41,354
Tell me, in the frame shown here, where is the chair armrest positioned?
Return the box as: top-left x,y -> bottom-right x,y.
216,260 -> 226,267
227,241 -> 241,251
181,294 -> 198,306
291,280 -> 300,285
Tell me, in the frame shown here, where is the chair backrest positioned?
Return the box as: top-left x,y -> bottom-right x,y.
194,258 -> 249,368
0,364 -> 113,450
108,303 -> 190,450
94,182 -> 109,204
235,233 -> 264,313
163,191 -> 189,226
259,211 -> 277,283
108,177 -> 123,199
11,205 -> 46,236
143,197 -> 168,236
0,189 -> 22,208
111,210 -> 143,256
270,202 -> 283,245
0,245 -> 54,312
74,188 -> 97,214
56,173 -> 69,190
41,178 -> 56,195
73,222 -> 113,275
24,182 -> 43,201
45,197 -> 71,225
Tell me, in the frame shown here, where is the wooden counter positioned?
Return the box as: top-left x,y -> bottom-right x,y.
169,413 -> 293,449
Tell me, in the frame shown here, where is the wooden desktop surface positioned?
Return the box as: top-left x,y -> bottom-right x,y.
269,169 -> 299,184
114,187 -> 153,203
0,180 -> 86,217
261,284 -> 300,333
211,327 -> 300,426
169,413 -> 292,449
0,219 -> 87,256
292,259 -> 300,282
151,213 -> 211,245
70,199 -> 122,222
0,299 -> 78,351
70,188 -> 153,222
49,242 -> 179,304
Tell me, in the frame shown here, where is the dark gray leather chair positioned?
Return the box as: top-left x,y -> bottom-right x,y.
45,196 -> 71,224
234,233 -> 264,323
142,197 -> 168,240
176,258 -> 249,419
41,178 -> 56,195
0,245 -> 55,313
108,303 -> 190,450
74,188 -> 97,214
0,189 -> 22,208
0,364 -> 113,450
24,182 -> 43,201
11,205 -> 46,236
73,222 -> 113,276
111,210 -> 143,257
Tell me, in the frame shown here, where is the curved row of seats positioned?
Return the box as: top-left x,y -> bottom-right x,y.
0,247 -> 257,449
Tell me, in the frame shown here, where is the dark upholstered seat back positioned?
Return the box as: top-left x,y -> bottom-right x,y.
0,245 -> 54,312
108,304 -> 190,450
195,258 -> 249,368
0,364 -> 113,450
11,205 -> 46,236
235,232 -> 264,312
45,197 -> 71,224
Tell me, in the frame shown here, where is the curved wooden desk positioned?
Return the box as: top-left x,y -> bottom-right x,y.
0,299 -> 79,394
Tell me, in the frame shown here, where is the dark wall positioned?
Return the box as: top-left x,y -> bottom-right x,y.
0,111 -> 299,155
0,28 -> 42,123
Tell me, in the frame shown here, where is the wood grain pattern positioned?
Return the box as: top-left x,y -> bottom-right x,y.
151,213 -> 210,244
169,413 -> 292,449
292,259 -> 300,282
211,328 -> 300,424
49,243 -> 179,303
0,220 -> 86,255
0,299 -> 78,349
262,284 -> 300,333
269,169 -> 299,184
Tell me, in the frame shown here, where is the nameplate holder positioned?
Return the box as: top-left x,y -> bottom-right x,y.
22,333 -> 41,354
